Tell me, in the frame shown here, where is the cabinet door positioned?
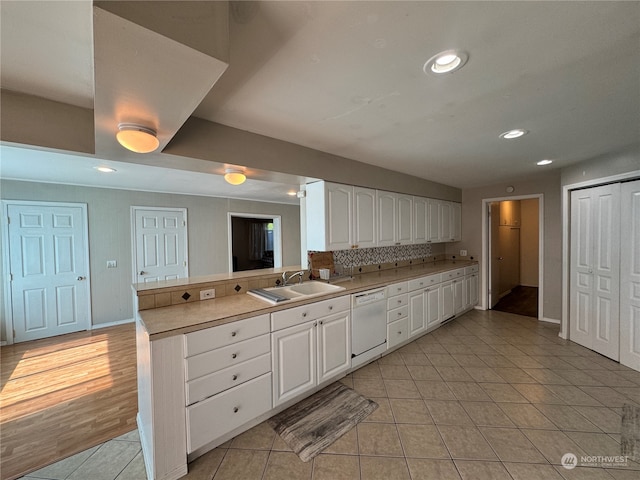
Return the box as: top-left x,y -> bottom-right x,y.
413,197 -> 428,244
451,203 -> 461,241
408,290 -> 426,337
440,281 -> 454,321
440,201 -> 452,242
272,321 -> 316,407
317,312 -> 351,384
425,286 -> 441,327
469,274 -> 479,307
427,199 -> 441,243
353,187 -> 377,248
454,279 -> 464,314
326,183 -> 353,250
397,194 -> 413,245
377,191 -> 397,246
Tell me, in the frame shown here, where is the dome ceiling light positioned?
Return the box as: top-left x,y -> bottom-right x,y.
424,50 -> 468,75
499,129 -> 529,139
116,124 -> 159,153
224,168 -> 247,185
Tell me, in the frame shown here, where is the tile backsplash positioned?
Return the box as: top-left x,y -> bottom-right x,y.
329,243 -> 434,268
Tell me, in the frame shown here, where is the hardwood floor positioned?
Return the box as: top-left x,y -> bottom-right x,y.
0,323 -> 138,480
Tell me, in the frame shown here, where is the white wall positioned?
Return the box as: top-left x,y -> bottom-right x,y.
1,180 -> 300,340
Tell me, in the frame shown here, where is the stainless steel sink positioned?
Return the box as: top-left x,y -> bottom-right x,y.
248,281 -> 346,305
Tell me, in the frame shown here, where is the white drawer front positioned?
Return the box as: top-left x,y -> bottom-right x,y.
387,318 -> 409,349
442,268 -> 465,281
408,273 -> 441,291
387,293 -> 408,310
387,282 -> 408,296
271,295 -> 350,331
464,264 -> 479,275
387,305 -> 409,323
186,373 -> 272,453
186,353 -> 271,406
184,314 -> 270,357
185,334 -> 270,381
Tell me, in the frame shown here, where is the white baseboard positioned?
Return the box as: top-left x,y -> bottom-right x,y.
0,341 -> 6,347
539,317 -> 560,325
91,318 -> 135,330
520,283 -> 539,288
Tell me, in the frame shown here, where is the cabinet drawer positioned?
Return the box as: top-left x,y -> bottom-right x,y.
442,268 -> 465,281
186,373 -> 272,453
408,273 -> 441,291
387,293 -> 408,310
185,334 -> 270,381
271,295 -> 350,331
186,353 -> 271,406
464,264 -> 479,275
184,314 -> 270,357
387,318 -> 409,349
387,282 -> 408,296
387,305 -> 409,323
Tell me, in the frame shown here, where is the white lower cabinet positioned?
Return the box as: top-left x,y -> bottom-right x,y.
387,317 -> 409,349
464,273 -> 479,310
440,281 -> 455,321
408,290 -> 426,337
425,285 -> 441,327
271,298 -> 351,407
453,279 -> 465,315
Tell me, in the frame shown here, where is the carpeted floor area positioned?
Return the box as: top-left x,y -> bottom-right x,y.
493,286 -> 538,318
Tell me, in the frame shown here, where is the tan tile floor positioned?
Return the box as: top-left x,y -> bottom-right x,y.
19,309 -> 640,480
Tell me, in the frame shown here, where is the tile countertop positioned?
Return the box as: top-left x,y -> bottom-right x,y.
139,260 -> 477,340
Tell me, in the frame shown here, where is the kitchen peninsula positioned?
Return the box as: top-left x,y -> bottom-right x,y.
134,258 -> 478,480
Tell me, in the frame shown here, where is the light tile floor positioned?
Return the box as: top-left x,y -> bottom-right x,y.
19,309 -> 640,480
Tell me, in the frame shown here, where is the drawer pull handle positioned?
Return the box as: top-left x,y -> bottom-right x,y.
231,331 -> 237,337
302,313 -> 307,318
329,306 -> 333,310
397,299 -> 402,304
397,312 -> 402,316
397,288 -> 402,291
231,353 -> 237,359
233,407 -> 239,413
232,374 -> 238,381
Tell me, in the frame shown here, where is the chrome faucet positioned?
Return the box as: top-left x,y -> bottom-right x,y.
282,270 -> 305,286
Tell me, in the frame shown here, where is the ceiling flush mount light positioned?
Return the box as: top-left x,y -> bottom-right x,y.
94,166 -> 116,173
224,168 -> 246,185
499,129 -> 528,139
424,50 -> 468,75
116,123 -> 159,153
537,159 -> 553,166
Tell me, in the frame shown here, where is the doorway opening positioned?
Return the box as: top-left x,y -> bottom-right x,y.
483,195 -> 543,319
228,213 -> 282,272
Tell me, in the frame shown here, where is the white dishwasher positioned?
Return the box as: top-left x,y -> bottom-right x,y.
351,288 -> 387,369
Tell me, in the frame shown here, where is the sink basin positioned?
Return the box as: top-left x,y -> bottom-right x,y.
248,281 -> 346,305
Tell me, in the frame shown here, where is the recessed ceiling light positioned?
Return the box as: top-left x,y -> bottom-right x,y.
286,191 -> 297,196
424,50 -> 468,75
94,166 -> 116,173
537,159 -> 553,166
499,129 -> 528,139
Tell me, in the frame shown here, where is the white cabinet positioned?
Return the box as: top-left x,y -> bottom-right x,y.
271,297 -> 350,406
353,187 -> 377,249
408,290 -> 426,337
426,199 -> 461,243
453,278 -> 465,314
397,194 -> 413,245
387,318 -> 409,349
377,191 -> 397,246
427,198 -> 441,243
440,201 -> 452,241
387,282 -> 409,350
425,285 -> 441,327
440,281 -> 455,321
451,202 -> 462,241
413,196 -> 429,244
306,181 -> 352,251
464,273 -> 479,310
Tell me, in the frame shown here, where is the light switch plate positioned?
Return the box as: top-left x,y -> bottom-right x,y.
106,260 -> 117,268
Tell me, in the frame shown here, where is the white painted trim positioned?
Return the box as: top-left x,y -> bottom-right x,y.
481,194 -> 544,321
90,318 -> 135,330
540,317 -> 561,325
560,169 -> 640,340
2,200 -> 92,345
227,212 -> 283,273
130,206 -> 189,284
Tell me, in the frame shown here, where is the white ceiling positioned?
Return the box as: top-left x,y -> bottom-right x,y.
1,1 -> 639,193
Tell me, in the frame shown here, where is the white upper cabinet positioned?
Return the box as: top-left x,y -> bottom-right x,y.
413,197 -> 428,244
427,199 -> 441,242
306,182 -> 353,251
377,190 -> 397,246
353,187 -> 377,249
451,202 -> 461,241
427,199 -> 461,243
397,194 -> 413,245
440,201 -> 452,241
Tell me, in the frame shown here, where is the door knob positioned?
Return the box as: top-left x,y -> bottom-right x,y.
498,257 -> 504,261
77,276 -> 86,281
139,271 -> 147,275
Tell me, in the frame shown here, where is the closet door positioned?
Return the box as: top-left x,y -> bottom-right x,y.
569,184 -> 620,361
620,180 -> 640,370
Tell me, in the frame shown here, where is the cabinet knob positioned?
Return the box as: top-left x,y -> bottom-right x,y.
302,313 -> 307,318
233,407 -> 239,413
231,353 -> 237,359
397,299 -> 402,304
329,306 -> 333,310
397,288 -> 402,292
231,331 -> 237,337
319,321 -> 324,325
398,331 -> 402,335
313,322 -> 317,327
232,374 -> 238,381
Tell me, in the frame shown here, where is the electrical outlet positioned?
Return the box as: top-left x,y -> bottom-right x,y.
200,288 -> 215,300
460,250 -> 468,257
106,260 -> 117,268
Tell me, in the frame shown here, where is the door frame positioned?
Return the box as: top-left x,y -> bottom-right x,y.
2,200 -> 91,345
561,169 -> 640,340
130,206 -> 189,284
227,213 -> 282,273
481,194 -> 544,320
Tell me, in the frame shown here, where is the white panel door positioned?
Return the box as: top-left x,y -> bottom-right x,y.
326,183 -> 353,250
133,208 -> 188,283
408,290 -> 425,337
440,201 -> 452,242
569,184 -> 620,360
397,194 -> 413,245
425,286 -> 441,327
377,191 -> 397,246
440,281 -> 454,321
451,203 -> 462,241
353,187 -> 376,249
8,202 -> 90,342
317,311 -> 350,384
427,199 -> 441,243
272,321 -> 316,406
620,180 -> 640,370
413,197 -> 428,244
